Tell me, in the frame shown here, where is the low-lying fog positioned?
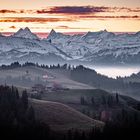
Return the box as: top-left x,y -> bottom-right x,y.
1,62 -> 140,79
88,66 -> 140,78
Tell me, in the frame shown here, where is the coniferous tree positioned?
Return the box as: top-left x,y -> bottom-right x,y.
62,64 -> 67,69
68,64 -> 71,70
116,93 -> 119,104
21,90 -> 28,110
15,89 -> 19,99
91,97 -> 95,105
57,64 -> 60,69
107,95 -> 113,107
26,106 -> 35,124
67,130 -> 72,140
101,95 -> 106,105
80,96 -> 87,105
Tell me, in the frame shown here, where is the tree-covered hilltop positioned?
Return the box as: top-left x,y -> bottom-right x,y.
70,65 -> 140,98
1,62 -> 140,98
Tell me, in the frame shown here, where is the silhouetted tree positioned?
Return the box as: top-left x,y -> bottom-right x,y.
101,95 -> 106,105
91,97 -> 95,105
57,64 -> 60,69
68,64 -> 71,70
116,93 -> 119,104
26,106 -> 35,124
61,64 -> 67,69
15,89 -> 19,99
21,90 -> 28,110
67,130 -> 72,140
80,96 -> 87,105
107,95 -> 113,107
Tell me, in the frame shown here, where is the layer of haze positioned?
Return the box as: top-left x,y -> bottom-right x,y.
93,67 -> 140,78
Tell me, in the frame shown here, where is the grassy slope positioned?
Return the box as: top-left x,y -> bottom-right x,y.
42,89 -> 140,121
0,66 -> 94,89
30,99 -> 104,132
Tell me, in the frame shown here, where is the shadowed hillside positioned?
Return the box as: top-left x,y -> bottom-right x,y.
30,99 -> 104,132
42,89 -> 140,123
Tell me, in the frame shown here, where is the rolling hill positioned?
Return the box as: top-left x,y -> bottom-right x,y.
30,99 -> 104,132
1,64 -> 140,99
0,66 -> 94,89
42,89 -> 140,123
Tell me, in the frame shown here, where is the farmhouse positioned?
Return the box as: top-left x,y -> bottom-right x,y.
32,84 -> 46,93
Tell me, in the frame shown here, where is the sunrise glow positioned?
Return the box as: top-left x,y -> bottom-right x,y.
0,0 -> 140,33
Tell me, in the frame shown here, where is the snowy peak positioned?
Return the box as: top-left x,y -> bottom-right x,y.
98,29 -> 115,38
0,33 -> 3,37
135,31 -> 140,37
24,27 -> 31,32
47,29 -> 57,40
83,29 -> 115,39
13,27 -> 39,40
50,29 -> 56,35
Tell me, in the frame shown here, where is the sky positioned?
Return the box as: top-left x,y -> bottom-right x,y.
0,0 -> 140,33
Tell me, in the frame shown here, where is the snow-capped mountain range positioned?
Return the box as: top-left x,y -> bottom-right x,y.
0,27 -> 140,65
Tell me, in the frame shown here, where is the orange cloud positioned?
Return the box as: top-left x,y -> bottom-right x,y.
9,26 -> 16,29
55,26 -> 91,30
0,6 -> 139,15
0,17 -> 75,23
0,9 -> 17,13
0,9 -> 34,14
78,15 -> 140,20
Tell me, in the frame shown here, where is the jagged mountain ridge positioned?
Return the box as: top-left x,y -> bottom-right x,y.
0,28 -> 140,64
13,27 -> 39,40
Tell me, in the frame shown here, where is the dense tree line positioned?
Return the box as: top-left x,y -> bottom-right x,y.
70,65 -> 140,97
0,85 -> 34,126
0,85 -> 51,139
0,61 -> 73,70
79,90 -> 140,125
71,65 -> 124,90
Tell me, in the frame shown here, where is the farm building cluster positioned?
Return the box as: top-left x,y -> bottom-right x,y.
29,74 -> 69,95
